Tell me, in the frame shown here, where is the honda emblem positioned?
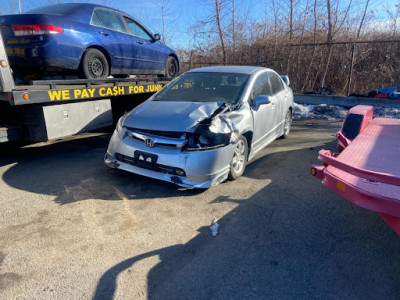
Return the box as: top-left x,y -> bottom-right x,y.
145,138 -> 155,148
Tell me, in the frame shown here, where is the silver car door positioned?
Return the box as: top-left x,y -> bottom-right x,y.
268,71 -> 287,132
249,72 -> 278,154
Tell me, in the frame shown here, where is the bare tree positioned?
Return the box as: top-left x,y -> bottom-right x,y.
285,0 -> 294,74
320,0 -> 353,89
214,0 -> 227,64
190,0 -> 231,65
346,0 -> 370,95
152,0 -> 176,44
301,0 -> 317,92
385,2 -> 400,36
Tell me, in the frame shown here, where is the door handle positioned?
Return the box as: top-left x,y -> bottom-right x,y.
136,40 -> 143,45
99,31 -> 109,36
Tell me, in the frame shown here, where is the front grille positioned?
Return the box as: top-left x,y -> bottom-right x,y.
125,127 -> 185,139
125,127 -> 187,148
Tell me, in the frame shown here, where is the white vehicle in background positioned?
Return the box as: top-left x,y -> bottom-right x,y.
105,66 -> 294,188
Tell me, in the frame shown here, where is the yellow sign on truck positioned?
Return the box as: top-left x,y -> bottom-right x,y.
47,83 -> 163,101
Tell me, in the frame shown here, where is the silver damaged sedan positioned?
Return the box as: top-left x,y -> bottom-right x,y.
104,66 -> 294,188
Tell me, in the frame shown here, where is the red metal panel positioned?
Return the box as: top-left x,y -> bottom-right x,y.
314,105 -> 400,234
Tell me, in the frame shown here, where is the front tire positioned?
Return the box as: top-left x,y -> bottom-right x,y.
228,136 -> 248,180
80,49 -> 109,79
280,110 -> 292,139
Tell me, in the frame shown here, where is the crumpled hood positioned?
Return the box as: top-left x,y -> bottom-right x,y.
124,100 -> 222,132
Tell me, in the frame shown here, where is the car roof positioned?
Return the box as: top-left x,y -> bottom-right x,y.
187,66 -> 271,75
25,3 -> 124,15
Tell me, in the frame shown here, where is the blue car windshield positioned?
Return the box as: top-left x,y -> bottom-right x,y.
154,72 -> 250,104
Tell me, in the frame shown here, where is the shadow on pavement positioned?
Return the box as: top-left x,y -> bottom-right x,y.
2,120 -> 399,298
0,132 -> 203,205
93,138 -> 400,299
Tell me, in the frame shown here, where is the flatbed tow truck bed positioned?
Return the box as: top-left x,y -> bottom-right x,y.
0,78 -> 166,105
312,105 -> 400,234
0,77 -> 169,142
0,30 -> 170,143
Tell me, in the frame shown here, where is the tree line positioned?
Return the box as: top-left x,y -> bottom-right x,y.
177,0 -> 400,95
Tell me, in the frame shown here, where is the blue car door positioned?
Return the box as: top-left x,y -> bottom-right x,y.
91,8 -> 138,70
122,16 -> 166,73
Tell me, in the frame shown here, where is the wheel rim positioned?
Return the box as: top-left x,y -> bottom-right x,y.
167,60 -> 177,77
88,57 -> 104,78
284,111 -> 292,134
232,139 -> 246,173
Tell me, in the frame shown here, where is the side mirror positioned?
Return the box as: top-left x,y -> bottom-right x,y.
280,75 -> 290,86
254,95 -> 271,107
153,33 -> 161,41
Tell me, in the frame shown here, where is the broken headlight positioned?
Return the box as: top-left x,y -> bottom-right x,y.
186,116 -> 239,150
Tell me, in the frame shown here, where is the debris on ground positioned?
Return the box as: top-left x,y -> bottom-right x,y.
210,219 -> 220,237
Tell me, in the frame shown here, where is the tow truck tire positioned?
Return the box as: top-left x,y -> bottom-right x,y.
228,136 -> 248,180
80,49 -> 109,79
280,109 -> 292,139
165,56 -> 179,78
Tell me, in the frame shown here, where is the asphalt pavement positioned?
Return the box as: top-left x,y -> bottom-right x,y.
0,119 -> 399,299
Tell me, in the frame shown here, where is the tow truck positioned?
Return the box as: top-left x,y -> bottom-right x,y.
311,105 -> 400,235
0,32 -> 170,143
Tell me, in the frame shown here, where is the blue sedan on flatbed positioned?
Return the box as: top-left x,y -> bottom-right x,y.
0,3 -> 180,80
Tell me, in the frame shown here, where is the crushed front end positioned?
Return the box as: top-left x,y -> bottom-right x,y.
105,106 -> 240,188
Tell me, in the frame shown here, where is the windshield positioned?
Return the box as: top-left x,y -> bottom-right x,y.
154,72 -> 250,104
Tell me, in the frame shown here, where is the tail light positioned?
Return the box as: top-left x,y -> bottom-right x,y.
12,24 -> 63,36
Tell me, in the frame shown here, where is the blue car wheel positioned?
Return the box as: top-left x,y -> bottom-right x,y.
80,48 -> 109,79
165,56 -> 179,78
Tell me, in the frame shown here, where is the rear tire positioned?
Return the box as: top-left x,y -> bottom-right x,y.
80,49 -> 109,79
228,136 -> 248,180
165,56 -> 178,78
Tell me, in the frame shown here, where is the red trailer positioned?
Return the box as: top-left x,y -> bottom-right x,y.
311,105 -> 400,234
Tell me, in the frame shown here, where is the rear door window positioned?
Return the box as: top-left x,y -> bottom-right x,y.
91,8 -> 127,33
90,11 -> 102,27
268,72 -> 284,95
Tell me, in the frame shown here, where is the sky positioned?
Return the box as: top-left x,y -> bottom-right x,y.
1,0 -> 399,49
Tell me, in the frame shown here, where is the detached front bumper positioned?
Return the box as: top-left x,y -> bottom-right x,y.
104,131 -> 236,188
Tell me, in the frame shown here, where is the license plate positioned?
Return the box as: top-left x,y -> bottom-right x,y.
134,150 -> 158,167
6,47 -> 25,56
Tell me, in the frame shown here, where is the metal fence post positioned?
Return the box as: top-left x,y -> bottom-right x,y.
346,42 -> 355,96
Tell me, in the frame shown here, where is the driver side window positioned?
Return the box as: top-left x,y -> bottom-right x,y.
249,73 -> 272,106
124,17 -> 152,40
